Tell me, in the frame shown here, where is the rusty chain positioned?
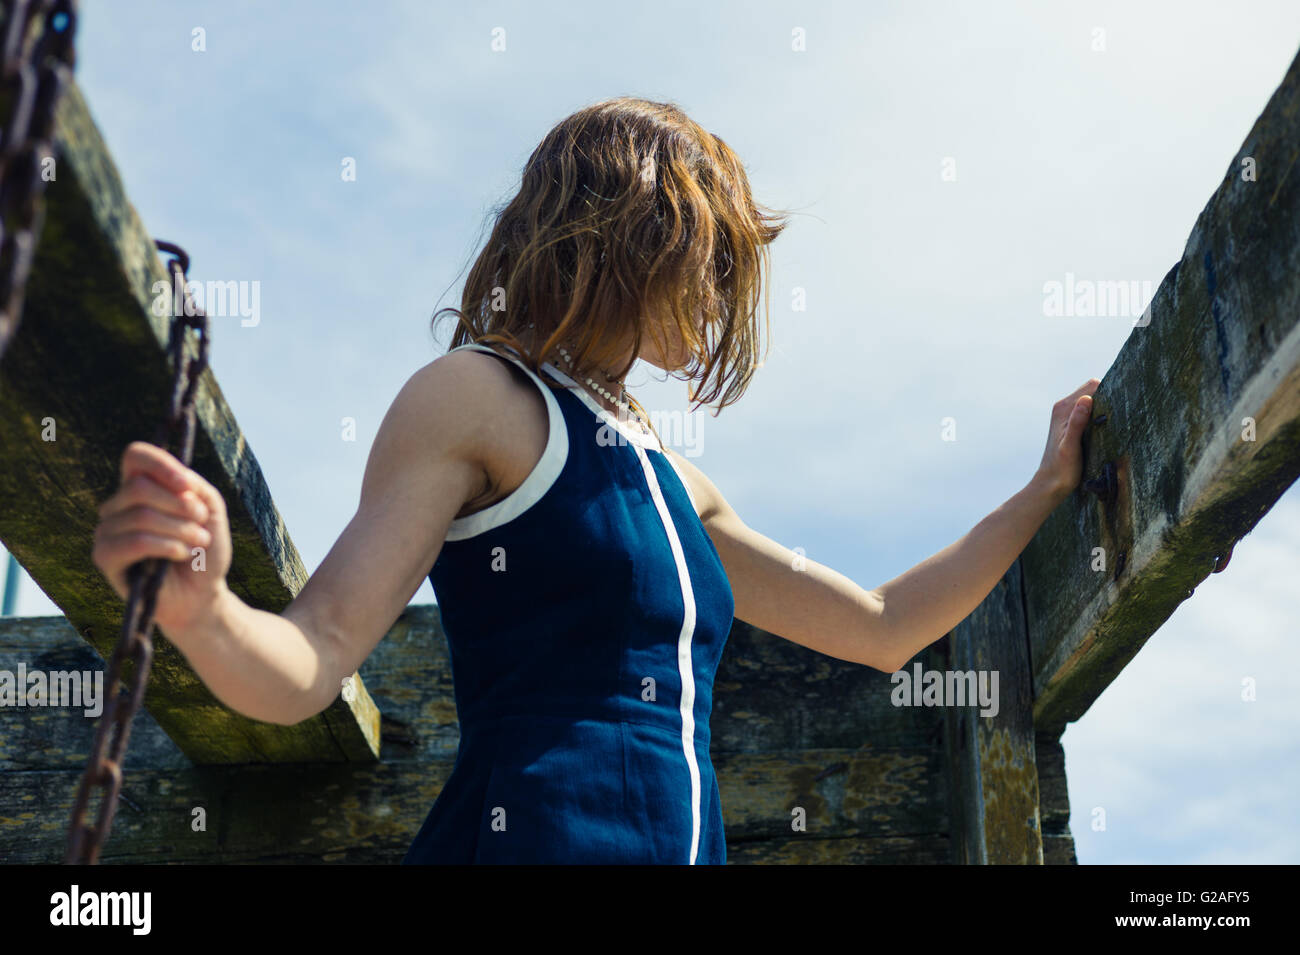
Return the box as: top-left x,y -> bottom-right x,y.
0,0 -> 77,360
65,241 -> 211,864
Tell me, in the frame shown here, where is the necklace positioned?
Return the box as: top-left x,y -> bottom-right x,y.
556,345 -> 649,434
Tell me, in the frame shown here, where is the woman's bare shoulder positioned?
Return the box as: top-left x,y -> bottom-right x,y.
394,348 -> 549,516
395,348 -> 538,438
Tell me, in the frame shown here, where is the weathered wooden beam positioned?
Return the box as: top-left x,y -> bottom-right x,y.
1,610 -> 955,863
942,560 -> 1044,864
1035,732 -> 1077,865
0,80 -> 379,763
726,835 -> 951,865
0,753 -> 955,864
1024,46 -> 1300,735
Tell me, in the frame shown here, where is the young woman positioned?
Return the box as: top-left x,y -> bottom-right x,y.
91,97 -> 1098,865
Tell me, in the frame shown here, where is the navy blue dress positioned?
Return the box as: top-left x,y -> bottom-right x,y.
402,342 -> 735,864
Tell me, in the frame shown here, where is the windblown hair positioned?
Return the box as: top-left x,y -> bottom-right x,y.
433,96 -> 789,416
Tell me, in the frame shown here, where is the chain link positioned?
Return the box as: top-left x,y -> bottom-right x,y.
0,0 -> 77,359
65,241 -> 211,864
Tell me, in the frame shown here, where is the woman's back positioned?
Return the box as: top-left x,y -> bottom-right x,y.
402,343 -> 735,864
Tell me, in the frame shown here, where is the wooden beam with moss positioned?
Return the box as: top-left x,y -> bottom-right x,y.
940,45 -> 1300,862
0,82 -> 379,764
1021,46 -> 1300,736
942,562 -> 1043,864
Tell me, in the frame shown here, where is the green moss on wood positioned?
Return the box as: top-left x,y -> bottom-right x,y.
0,82 -> 378,763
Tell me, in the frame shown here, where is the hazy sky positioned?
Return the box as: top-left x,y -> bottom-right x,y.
6,0 -> 1298,863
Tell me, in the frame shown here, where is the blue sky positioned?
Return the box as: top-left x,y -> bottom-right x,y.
6,0 -> 1298,863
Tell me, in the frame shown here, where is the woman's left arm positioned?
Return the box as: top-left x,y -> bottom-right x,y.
668,378 -> 1100,674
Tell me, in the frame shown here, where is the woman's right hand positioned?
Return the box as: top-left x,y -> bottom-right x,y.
92,441 -> 233,636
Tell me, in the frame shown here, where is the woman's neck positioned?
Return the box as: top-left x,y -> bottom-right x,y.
530,330 -> 636,414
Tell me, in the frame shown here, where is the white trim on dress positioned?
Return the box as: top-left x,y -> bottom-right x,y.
442,344 -> 570,542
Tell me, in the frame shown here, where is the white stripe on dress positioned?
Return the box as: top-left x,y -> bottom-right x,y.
632,443 -> 702,865
528,354 -> 703,862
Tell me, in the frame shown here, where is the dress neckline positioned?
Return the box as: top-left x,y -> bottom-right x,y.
540,360 -> 664,452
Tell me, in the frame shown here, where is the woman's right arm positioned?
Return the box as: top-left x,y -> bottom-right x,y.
91,351 -> 497,726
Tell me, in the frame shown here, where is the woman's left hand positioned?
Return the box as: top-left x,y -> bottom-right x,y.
1035,378 -> 1102,501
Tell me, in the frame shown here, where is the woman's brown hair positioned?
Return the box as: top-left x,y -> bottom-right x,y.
433,96 -> 789,418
